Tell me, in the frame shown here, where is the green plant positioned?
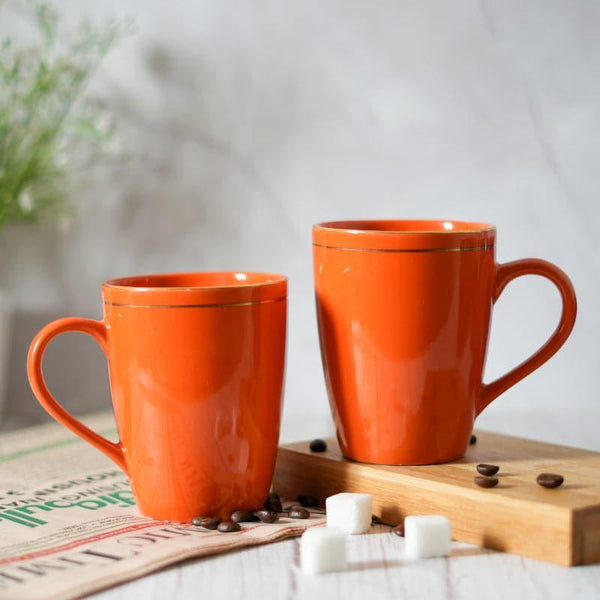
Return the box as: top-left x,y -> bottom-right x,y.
0,1 -> 126,231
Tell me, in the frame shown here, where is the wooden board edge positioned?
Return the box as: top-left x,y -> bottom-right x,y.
273,446 -> 577,566
573,507 -> 600,565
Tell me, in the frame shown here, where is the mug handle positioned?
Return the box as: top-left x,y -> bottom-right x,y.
27,317 -> 128,473
476,258 -> 577,416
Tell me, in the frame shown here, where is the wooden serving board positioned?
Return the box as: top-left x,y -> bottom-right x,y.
273,432 -> 600,566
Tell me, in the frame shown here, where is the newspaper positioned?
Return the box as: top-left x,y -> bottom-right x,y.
0,412 -> 326,600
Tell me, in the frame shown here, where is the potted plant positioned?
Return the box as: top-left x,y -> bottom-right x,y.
0,1 -> 125,422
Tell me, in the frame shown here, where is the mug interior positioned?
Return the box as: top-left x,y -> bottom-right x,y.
315,220 -> 494,233
102,272 -> 287,306
104,272 -> 286,290
313,220 -> 496,251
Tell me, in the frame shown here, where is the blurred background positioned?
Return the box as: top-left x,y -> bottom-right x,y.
0,0 -> 598,449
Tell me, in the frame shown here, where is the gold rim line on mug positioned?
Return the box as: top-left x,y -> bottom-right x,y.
312,243 -> 495,253
103,297 -> 286,309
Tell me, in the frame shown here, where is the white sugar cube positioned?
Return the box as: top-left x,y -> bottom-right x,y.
300,527 -> 347,574
404,515 -> 451,559
326,492 -> 372,534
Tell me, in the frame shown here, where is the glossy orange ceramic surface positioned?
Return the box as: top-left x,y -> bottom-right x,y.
28,272 -> 287,522
313,220 -> 577,465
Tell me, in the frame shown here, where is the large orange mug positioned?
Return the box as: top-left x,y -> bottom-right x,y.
313,220 -> 577,465
27,272 -> 287,521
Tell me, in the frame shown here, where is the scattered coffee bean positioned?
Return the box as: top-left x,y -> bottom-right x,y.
294,505 -> 326,515
190,516 -> 220,530
297,494 -> 319,508
476,463 -> 499,476
536,473 -> 564,489
217,520 -> 241,532
255,510 -> 279,523
474,476 -> 498,488
469,434 -> 477,445
264,492 -> 283,513
231,510 -> 257,523
310,439 -> 327,452
198,517 -> 221,530
391,524 -> 404,537
288,507 -> 310,519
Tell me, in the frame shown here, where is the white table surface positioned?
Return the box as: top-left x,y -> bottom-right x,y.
89,522 -> 600,600
86,433 -> 600,600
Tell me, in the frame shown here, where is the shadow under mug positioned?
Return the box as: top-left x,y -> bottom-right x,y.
313,220 -> 577,465
27,272 -> 287,522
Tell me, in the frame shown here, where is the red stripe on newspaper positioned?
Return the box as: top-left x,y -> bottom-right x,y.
0,520 -> 304,565
0,521 -> 164,565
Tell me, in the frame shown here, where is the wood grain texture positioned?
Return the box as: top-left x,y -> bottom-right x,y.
273,431 -> 600,566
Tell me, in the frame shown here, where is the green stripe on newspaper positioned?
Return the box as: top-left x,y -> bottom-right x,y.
0,429 -> 118,464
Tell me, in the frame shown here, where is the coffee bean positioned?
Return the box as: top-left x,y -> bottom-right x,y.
372,514 -> 384,524
476,463 -> 499,476
288,507 -> 310,519
469,434 -> 477,445
254,510 -> 279,523
264,492 -> 283,513
231,510 -> 257,523
195,517 -> 220,530
217,520 -> 241,532
297,494 -> 319,508
536,473 -> 564,489
474,476 -> 498,488
392,524 -> 404,537
310,439 -> 327,452
292,505 -> 326,515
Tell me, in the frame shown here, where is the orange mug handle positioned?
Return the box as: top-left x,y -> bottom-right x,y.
477,258 -> 577,415
27,317 -> 128,473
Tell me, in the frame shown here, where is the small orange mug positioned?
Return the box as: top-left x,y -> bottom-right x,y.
28,272 -> 287,521
313,220 -> 577,465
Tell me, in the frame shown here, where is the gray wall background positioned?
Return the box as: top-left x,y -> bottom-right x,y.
0,0 -> 598,448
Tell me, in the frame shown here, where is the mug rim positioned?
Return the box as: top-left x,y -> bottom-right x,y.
102,271 -> 287,292
313,219 -> 495,234
101,272 -> 287,307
